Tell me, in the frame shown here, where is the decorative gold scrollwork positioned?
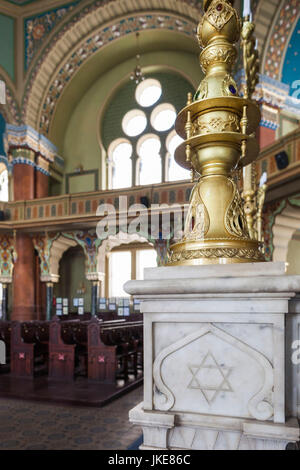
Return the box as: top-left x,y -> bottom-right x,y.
184,184 -> 210,241
168,247 -> 264,263
225,181 -> 249,238
193,113 -> 240,135
206,0 -> 234,31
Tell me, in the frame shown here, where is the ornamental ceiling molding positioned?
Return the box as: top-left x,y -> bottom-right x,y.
22,0 -> 199,135
261,0 -> 300,81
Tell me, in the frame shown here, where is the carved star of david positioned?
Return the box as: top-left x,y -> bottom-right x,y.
187,351 -> 233,404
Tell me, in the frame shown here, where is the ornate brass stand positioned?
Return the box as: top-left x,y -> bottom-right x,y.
168,0 -> 264,265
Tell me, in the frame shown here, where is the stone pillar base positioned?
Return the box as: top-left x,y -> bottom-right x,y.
130,403 -> 299,450
125,262 -> 300,452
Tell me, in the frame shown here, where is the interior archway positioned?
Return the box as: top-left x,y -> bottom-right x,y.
53,244 -> 91,314
272,204 -> 300,264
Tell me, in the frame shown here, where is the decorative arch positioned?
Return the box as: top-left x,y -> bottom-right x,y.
261,0 -> 300,81
254,0 -> 281,59
22,0 -> 199,136
263,194 -> 300,261
0,69 -> 20,126
97,231 -> 152,273
48,235 -> 78,282
272,204 -> 300,264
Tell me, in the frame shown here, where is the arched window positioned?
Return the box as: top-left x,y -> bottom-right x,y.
166,130 -> 190,182
0,165 -> 8,202
108,244 -> 157,298
103,73 -> 194,188
137,134 -> 161,185
108,139 -> 132,189
0,114 -> 8,202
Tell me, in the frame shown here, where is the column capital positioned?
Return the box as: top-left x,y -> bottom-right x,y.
86,272 -> 105,282
36,155 -> 50,176
41,274 -> 60,283
236,72 -> 300,116
5,125 -> 59,167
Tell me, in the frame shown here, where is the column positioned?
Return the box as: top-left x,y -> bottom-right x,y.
46,282 -> 54,321
8,128 -> 37,321
1,283 -> 7,320
91,281 -> 98,317
257,104 -> 278,149
13,233 -> 36,321
12,146 -> 36,321
86,273 -> 105,316
251,75 -> 288,149
6,126 -> 58,321
11,148 -> 35,200
35,156 -> 50,199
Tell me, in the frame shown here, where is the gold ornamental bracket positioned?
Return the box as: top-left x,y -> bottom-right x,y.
167,0 -> 264,266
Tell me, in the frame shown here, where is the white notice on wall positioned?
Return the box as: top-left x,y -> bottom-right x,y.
0,81 -> 5,105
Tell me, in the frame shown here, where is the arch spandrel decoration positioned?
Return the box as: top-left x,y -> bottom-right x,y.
271,202 -> 300,264
0,70 -> 21,126
263,194 -> 300,262
22,0 -> 199,136
260,0 -> 300,82
0,233 -> 15,283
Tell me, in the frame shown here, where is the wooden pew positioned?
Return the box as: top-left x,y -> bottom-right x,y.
0,321 -> 11,372
10,321 -> 49,378
48,317 -> 127,381
88,319 -> 143,383
48,317 -> 77,381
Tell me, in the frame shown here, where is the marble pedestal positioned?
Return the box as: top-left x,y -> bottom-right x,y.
125,262 -> 300,450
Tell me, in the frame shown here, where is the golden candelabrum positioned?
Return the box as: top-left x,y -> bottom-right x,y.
168,0 -> 266,266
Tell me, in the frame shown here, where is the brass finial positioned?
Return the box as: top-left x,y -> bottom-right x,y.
168,0 -> 263,266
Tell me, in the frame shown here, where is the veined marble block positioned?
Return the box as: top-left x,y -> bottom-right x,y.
125,262 -> 300,450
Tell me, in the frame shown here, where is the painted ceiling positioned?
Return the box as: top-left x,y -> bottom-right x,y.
282,17 -> 300,96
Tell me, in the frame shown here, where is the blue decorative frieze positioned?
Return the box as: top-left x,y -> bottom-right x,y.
12,157 -> 36,168
260,119 -> 278,130
36,165 -> 50,176
5,124 -> 58,162
5,124 -> 40,153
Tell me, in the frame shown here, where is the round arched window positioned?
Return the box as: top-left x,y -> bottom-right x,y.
122,109 -> 147,137
135,78 -> 162,107
151,103 -> 176,132
106,75 -> 193,188
108,139 -> 132,189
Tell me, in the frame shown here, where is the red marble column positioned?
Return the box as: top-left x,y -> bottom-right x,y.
12,150 -> 36,321
257,126 -> 276,149
35,155 -> 49,199
12,233 -> 36,321
13,162 -> 35,200
35,170 -> 49,198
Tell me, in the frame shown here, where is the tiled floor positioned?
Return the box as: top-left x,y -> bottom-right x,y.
0,386 -> 143,450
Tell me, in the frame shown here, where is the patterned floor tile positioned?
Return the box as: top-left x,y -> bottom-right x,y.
0,386 -> 143,450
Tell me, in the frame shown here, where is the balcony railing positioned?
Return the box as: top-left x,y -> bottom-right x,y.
0,128 -> 299,231
0,180 -> 193,229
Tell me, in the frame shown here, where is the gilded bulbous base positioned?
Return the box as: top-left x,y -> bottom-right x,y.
167,174 -> 265,266
167,239 -> 264,266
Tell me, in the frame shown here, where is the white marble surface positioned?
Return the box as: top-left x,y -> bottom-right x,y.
126,262 -> 300,450
130,404 -> 299,450
124,275 -> 300,296
144,262 -> 287,280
